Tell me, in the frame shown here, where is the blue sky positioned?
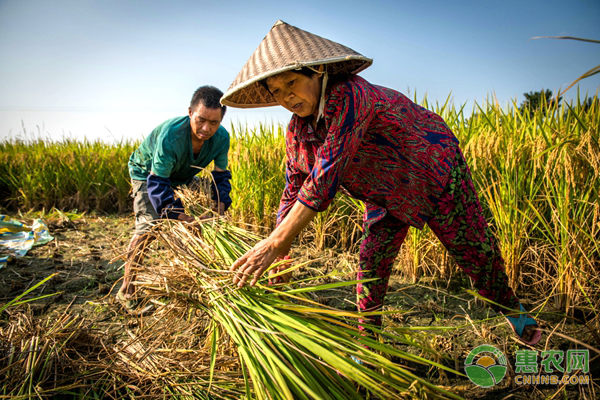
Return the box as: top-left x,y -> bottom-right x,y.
0,0 -> 598,142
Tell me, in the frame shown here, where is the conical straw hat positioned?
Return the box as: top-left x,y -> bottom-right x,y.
221,20 -> 372,108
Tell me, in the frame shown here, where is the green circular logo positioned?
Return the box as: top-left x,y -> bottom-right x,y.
465,345 -> 507,388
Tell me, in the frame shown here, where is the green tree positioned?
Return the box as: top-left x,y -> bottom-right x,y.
519,89 -> 562,117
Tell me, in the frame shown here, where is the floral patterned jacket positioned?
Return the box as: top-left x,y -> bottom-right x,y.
276,75 -> 460,230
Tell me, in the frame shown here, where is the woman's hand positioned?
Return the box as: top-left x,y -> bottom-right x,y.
230,238 -> 281,287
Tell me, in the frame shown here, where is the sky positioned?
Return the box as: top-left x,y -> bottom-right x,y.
0,0 -> 599,142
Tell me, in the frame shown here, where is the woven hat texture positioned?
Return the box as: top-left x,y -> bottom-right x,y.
221,20 -> 372,108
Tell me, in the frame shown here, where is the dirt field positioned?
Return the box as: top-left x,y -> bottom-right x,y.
1,213 -> 598,399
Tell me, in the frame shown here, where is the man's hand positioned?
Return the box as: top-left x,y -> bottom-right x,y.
177,213 -> 203,234
177,213 -> 195,223
212,202 -> 226,216
198,202 -> 225,221
198,212 -> 212,221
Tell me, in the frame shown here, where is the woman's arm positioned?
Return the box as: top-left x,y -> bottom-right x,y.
277,158 -> 308,226
296,81 -> 374,212
230,81 -> 375,287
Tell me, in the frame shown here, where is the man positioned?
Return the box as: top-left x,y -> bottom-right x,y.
116,85 -> 232,312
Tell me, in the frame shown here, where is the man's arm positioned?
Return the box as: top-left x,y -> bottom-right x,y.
146,125 -> 197,222
211,165 -> 232,215
147,174 -> 194,222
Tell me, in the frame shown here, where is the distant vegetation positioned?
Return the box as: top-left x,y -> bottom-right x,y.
518,89 -> 562,116
1,94 -> 598,315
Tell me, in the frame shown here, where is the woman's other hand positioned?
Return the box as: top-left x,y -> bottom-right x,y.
269,255 -> 293,285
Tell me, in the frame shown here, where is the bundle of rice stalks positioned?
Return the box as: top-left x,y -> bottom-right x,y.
142,212 -> 462,399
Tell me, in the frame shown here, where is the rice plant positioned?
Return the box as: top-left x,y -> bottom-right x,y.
0,138 -> 134,212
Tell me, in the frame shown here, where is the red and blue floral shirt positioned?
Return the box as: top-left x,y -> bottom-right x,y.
276,75 -> 460,230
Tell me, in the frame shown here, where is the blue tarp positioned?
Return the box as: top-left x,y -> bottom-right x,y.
0,215 -> 54,268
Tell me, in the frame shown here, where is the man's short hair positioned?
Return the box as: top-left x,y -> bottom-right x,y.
190,86 -> 227,118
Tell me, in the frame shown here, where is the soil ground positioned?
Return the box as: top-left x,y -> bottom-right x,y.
0,213 -> 598,399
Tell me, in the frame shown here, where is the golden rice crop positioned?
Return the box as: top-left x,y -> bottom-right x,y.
1,94 -> 598,315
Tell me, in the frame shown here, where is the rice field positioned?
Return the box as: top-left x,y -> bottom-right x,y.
1,94 -> 599,397
1,95 -> 598,313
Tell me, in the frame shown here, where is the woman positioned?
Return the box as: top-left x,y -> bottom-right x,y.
222,20 -> 541,345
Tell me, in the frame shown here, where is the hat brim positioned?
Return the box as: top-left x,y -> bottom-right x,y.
221,20 -> 372,109
221,56 -> 372,108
